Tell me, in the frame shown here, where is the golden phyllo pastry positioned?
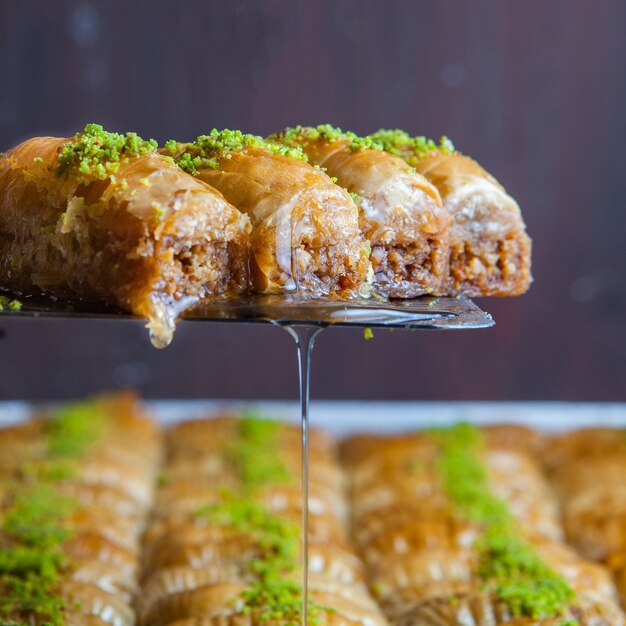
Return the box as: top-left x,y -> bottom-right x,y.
271,125 -> 450,297
140,413 -> 388,626
0,124 -> 251,346
163,130 -> 372,297
370,130 -> 532,297
545,428 -> 626,609
0,391 -> 160,626
341,424 -> 624,625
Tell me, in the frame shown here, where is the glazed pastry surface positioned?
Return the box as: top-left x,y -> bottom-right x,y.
341,425 -> 624,625
0,392 -> 161,626
369,130 -> 532,297
271,126 -> 450,297
0,128 -> 251,345
165,133 -> 372,297
139,414 -> 388,626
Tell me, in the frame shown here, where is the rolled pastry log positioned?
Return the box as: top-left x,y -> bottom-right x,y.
272,125 -> 450,297
0,392 -> 160,626
370,130 -> 532,297
342,426 -> 624,625
139,414 -> 388,626
164,131 -> 371,296
546,427 -> 626,609
0,125 -> 251,346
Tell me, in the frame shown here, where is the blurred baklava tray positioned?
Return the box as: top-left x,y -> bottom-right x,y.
0,392 -> 625,625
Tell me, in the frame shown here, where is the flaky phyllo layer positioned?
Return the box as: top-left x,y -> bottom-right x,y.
0,126 -> 251,346
0,392 -> 161,626
2,396 -> 626,626
0,124 -> 531,345
341,424 -> 625,626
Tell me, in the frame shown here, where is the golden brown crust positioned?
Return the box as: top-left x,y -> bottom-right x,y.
547,430 -> 626,575
0,392 -> 160,626
190,148 -> 371,296
543,428 -> 626,474
391,587 -> 623,626
287,138 -> 450,297
413,152 -> 532,297
142,416 -> 388,626
343,432 -> 561,543
0,137 -> 250,343
343,428 -> 623,623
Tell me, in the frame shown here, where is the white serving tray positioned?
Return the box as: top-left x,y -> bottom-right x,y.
0,400 -> 624,434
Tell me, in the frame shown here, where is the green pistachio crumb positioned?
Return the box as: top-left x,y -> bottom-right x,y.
363,327 -> 374,340
56,123 -> 157,182
0,398 -> 108,625
165,129 -> 307,175
369,129 -> 455,164
431,424 -> 576,619
163,139 -> 184,155
156,472 -> 170,487
33,156 -> 43,164
0,296 -> 23,311
151,202 -> 166,220
224,412 -> 291,491
192,411 -> 328,624
273,124 -> 383,152
47,400 -> 105,459
349,191 -> 362,208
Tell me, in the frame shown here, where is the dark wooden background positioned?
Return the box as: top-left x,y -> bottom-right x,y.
0,0 -> 624,401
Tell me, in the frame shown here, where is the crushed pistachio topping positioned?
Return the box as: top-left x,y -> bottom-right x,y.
156,472 -> 170,487
431,424 -> 576,620
196,494 -> 307,624
164,129 -> 307,176
349,191 -> 362,207
47,400 -> 105,459
0,486 -> 74,626
151,202 -> 166,220
0,296 -> 22,311
0,399 -> 106,625
56,123 -> 157,182
363,327 -> 374,340
224,412 -> 291,492
369,129 -> 455,164
274,124 -> 383,152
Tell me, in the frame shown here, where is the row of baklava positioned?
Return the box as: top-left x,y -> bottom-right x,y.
544,427 -> 626,611
4,396 -> 622,626
341,424 -> 626,625
139,414 -> 388,626
0,124 -> 531,343
0,392 -> 160,626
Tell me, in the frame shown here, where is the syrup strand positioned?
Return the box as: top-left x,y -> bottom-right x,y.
282,324 -> 323,626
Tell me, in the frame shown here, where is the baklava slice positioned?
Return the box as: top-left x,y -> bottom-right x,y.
0,392 -> 160,626
371,130 -> 532,297
0,124 -> 251,346
164,130 -> 371,297
139,413 -> 388,626
342,424 -> 624,625
272,125 -> 449,297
